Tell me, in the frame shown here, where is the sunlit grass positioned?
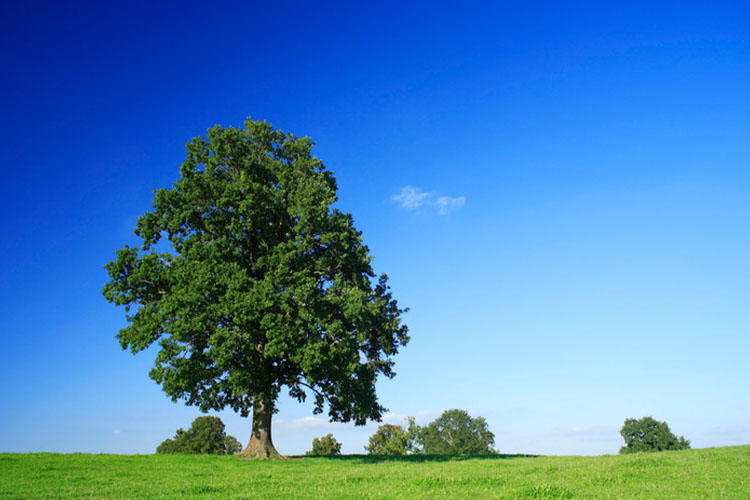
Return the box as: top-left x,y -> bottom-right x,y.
1,445 -> 748,499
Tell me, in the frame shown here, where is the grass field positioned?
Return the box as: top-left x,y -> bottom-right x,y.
1,445 -> 748,499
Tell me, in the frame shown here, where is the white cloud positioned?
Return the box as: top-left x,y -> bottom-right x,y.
391,186 -> 431,210
562,426 -> 619,442
705,424 -> 750,435
415,409 -> 443,420
378,410 -> 442,426
284,416 -> 329,431
112,429 -> 122,435
391,186 -> 466,215
565,426 -> 614,435
381,412 -> 408,424
436,196 -> 466,214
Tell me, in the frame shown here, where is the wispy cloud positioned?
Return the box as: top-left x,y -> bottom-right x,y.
704,424 -> 750,435
285,416 -> 329,431
436,196 -> 466,214
276,416 -> 362,433
112,429 -> 122,435
277,410 -> 443,435
391,186 -> 465,215
379,410 -> 442,425
565,426 -> 615,435
391,186 -> 430,210
562,426 -> 619,442
697,424 -> 750,445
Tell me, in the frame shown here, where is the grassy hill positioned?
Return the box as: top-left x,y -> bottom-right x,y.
1,445 -> 748,499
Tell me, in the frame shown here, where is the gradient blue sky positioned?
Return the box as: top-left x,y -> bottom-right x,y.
2,1 -> 749,456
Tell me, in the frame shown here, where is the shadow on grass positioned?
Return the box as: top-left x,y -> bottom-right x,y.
294,453 -> 540,463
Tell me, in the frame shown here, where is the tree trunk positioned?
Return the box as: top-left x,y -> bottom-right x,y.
240,396 -> 284,460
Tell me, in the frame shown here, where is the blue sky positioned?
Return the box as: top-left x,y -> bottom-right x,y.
1,1 -> 749,455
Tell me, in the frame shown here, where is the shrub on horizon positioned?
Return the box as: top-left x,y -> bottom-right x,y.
224,435 -> 243,455
306,434 -> 342,456
365,424 -> 409,455
156,416 -> 242,455
365,418 -> 421,455
418,409 -> 496,455
619,416 -> 690,453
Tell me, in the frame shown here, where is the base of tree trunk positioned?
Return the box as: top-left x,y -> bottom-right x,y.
241,394 -> 285,459
239,438 -> 285,460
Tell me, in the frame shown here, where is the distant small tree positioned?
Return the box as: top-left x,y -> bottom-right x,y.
224,435 -> 243,455
365,424 -> 409,455
156,428 -> 188,454
619,416 -> 691,454
418,409 -> 495,455
365,417 -> 422,455
404,416 -> 422,454
306,434 -> 342,456
184,416 -> 226,454
156,416 -> 242,455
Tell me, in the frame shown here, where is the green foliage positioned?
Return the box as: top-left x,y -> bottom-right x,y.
404,416 -> 423,454
619,416 -> 691,454
365,417 -> 422,455
185,416 -> 226,454
5,446 -> 750,499
156,416 -> 241,455
102,119 -> 409,437
224,435 -> 243,455
306,434 -> 342,456
417,409 -> 496,455
155,428 -> 187,454
365,424 -> 408,455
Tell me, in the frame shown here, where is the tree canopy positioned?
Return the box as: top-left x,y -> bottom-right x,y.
224,435 -> 243,455
103,118 -> 409,458
156,416 -> 241,455
418,409 -> 496,455
619,416 -> 690,454
306,434 -> 342,456
364,424 -> 409,455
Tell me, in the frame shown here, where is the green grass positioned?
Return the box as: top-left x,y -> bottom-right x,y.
1,445 -> 748,499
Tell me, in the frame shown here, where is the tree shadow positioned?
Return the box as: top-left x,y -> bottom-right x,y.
296,453 -> 540,463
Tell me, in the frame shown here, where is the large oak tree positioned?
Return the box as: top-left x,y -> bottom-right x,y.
103,119 -> 409,458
